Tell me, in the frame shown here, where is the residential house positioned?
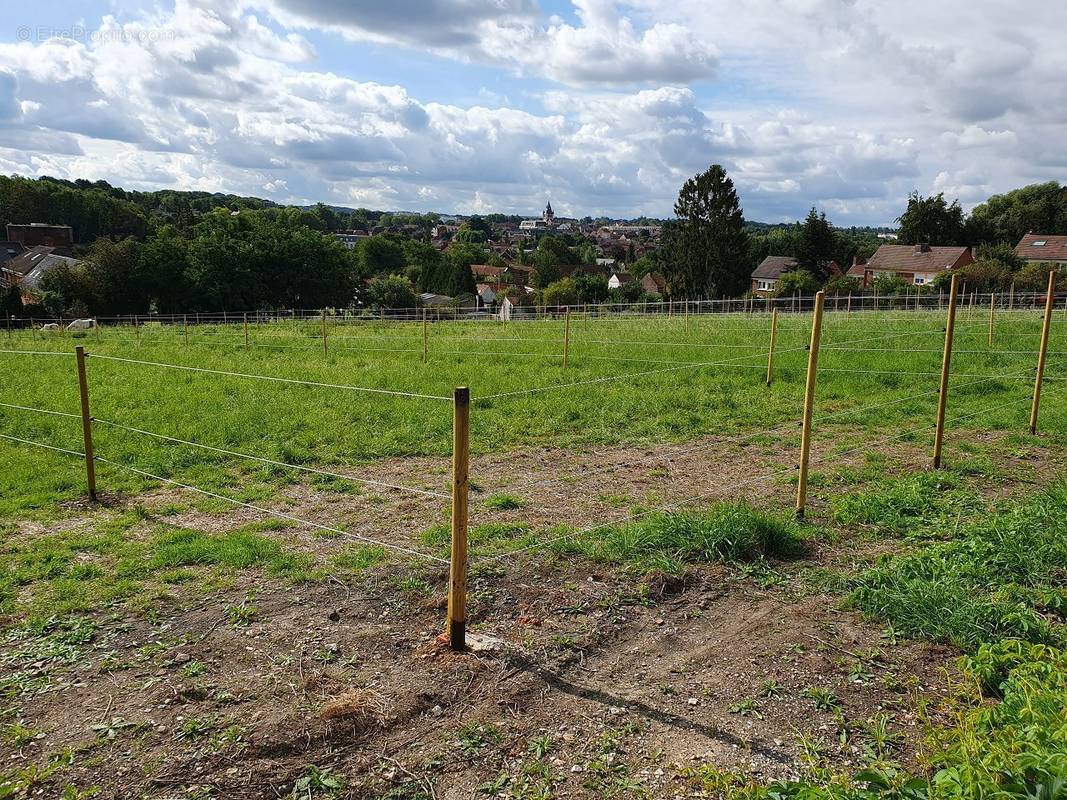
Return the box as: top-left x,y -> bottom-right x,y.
750,256 -> 795,296
858,243 -> 973,287
1014,234 -> 1067,265
333,230 -> 369,249
608,272 -> 634,290
7,223 -> 74,254
641,272 -> 667,296
1,246 -> 81,295
476,283 -> 496,307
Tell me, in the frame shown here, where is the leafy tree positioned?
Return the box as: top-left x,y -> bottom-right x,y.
367,275 -> 417,309
82,237 -> 144,314
356,236 -> 406,275
1013,264 -> 1065,293
574,273 -> 609,304
940,260 -> 1014,293
454,228 -> 487,244
531,250 -> 563,288
965,182 -> 1067,245
137,227 -> 190,313
794,208 -> 838,281
542,278 -> 580,307
896,192 -> 965,246
464,216 -> 493,237
824,275 -> 861,296
2,284 -> 23,318
446,242 -> 489,271
974,243 -> 1025,271
662,165 -> 751,298
870,273 -> 911,295
774,269 -> 819,297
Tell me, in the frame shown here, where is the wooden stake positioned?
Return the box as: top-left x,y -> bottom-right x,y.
796,292 -> 825,519
447,386 -> 470,651
134,315 -> 140,345
422,310 -> 429,364
243,313 -> 249,348
183,314 -> 188,345
75,346 -> 97,501
321,309 -> 328,356
766,307 -> 778,386
988,293 -> 995,347
846,292 -> 852,317
1009,282 -> 1014,311
933,273 -> 960,469
562,309 -> 571,369
684,300 -> 689,333
1029,271 -> 1057,435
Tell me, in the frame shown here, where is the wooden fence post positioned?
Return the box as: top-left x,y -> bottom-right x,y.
1029,271 -> 1057,435
243,313 -> 249,348
134,315 -> 140,345
988,293 -> 995,347
422,310 -> 428,364
1009,282 -> 1014,311
321,309 -> 328,357
847,292 -> 852,317
684,299 -> 689,333
562,309 -> 572,369
766,307 -> 779,386
75,346 -> 97,501
183,314 -> 188,345
447,386 -> 470,651
933,273 -> 960,469
796,291 -> 825,519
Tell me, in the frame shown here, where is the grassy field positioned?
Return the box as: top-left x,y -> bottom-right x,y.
1,308 -> 1064,517
1,307 -> 1065,799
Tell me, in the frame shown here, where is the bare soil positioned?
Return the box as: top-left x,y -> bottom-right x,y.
2,429 -> 1060,799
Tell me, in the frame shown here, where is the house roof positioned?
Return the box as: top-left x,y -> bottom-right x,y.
866,244 -> 971,273
470,264 -> 506,278
609,272 -> 634,284
641,272 -> 667,292
4,246 -> 80,278
1014,234 -> 1067,263
0,241 -> 25,264
751,256 -> 796,280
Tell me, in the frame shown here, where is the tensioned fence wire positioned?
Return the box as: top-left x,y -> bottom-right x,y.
90,417 -> 450,500
490,371 -> 1022,500
84,353 -> 452,401
0,427 -> 448,565
472,385 -> 1060,565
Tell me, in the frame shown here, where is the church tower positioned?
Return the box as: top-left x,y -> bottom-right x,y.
542,201 -> 555,224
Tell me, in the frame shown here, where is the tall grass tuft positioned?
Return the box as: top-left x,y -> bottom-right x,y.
556,502 -> 807,572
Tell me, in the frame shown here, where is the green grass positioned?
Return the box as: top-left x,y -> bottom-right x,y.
553,503 -> 807,573
0,515 -> 321,622
849,483 -> 1067,649
831,470 -> 982,537
1,310 -> 1063,518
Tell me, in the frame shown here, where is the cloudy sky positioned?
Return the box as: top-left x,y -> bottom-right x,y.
0,1 -> 1064,224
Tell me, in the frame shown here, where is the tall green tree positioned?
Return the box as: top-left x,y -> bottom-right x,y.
896,192 -> 966,246
794,208 -> 837,281
663,165 -> 751,298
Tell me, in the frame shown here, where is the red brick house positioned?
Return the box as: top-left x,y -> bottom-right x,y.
1014,234 -> 1067,265
856,244 -> 972,288
750,257 -> 842,296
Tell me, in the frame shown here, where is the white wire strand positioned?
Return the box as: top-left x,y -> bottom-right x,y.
91,417 -> 450,499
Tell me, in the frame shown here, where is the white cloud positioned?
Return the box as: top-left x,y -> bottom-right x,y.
0,0 -> 1063,225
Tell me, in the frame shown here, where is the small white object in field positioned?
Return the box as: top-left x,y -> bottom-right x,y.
66,318 -> 97,330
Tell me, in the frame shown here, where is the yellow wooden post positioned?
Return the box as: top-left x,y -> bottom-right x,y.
1029,271 -> 1057,435
796,291 -> 825,519
562,309 -> 572,369
1009,282 -> 1014,311
422,310 -> 428,364
684,299 -> 689,333
847,292 -> 852,317
75,346 -> 97,501
988,293 -> 995,347
243,312 -> 249,348
321,309 -> 328,356
933,273 -> 960,469
766,307 -> 779,386
447,386 -> 470,651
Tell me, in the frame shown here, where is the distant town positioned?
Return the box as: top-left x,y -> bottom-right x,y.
0,171 -> 1064,320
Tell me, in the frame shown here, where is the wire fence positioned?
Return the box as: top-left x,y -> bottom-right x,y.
0,284 -> 1063,650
